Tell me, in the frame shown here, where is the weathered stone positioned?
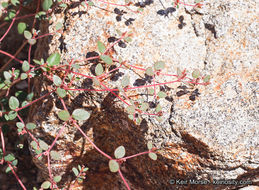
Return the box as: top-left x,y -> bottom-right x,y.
30,0 -> 258,189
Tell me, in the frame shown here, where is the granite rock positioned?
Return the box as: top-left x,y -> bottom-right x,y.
30,0 -> 258,189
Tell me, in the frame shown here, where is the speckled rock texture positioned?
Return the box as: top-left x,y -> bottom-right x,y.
29,0 -> 258,189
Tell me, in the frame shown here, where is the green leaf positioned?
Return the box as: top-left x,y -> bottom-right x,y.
157,91 -> 167,98
41,181 -> 51,189
26,123 -> 36,130
148,152 -> 157,160
57,87 -> 66,98
124,37 -> 132,42
72,167 -> 79,176
42,0 -> 53,11
93,77 -> 100,86
16,122 -> 24,129
50,150 -> 61,160
126,105 -> 135,114
28,38 -> 36,45
58,110 -> 70,121
192,69 -> 200,79
155,104 -> 162,112
121,75 -> 130,88
6,111 -> 17,120
17,22 -> 26,34
154,61 -> 165,71
11,0 -> 19,6
56,22 -> 62,30
9,96 -> 19,110
87,1 -> 94,6
128,114 -> 134,120
54,175 -> 62,183
108,160 -> 119,173
3,71 -> 12,80
147,141 -> 152,150
27,92 -> 34,101
24,30 -> 32,40
95,63 -> 103,76
39,140 -> 49,150
100,55 -> 113,65
4,154 -> 15,162
59,3 -> 68,8
30,141 -> 38,150
5,166 -> 11,173
47,53 -> 61,66
22,61 -> 30,72
114,146 -> 125,159
140,102 -> 149,111
97,41 -> 106,54
2,2 -> 8,8
72,109 -> 90,121
203,75 -> 210,83
12,159 -> 18,166
21,73 -> 28,80
145,67 -> 154,76
53,75 -> 62,86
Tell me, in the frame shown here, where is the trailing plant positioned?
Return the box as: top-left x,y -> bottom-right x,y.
0,0 -> 208,189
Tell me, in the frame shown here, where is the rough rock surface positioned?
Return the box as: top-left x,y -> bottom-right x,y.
29,0 -> 258,189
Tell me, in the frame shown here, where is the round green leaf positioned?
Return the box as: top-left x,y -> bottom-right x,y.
58,110 -> 70,121
155,104 -> 162,112
16,122 -> 24,129
24,30 -> 32,39
148,152 -> 157,160
5,166 -> 11,173
126,105 -> 135,114
30,141 -> 38,150
203,75 -> 210,83
12,159 -> 18,166
56,22 -> 62,30
121,75 -> 130,88
42,0 -> 53,11
114,146 -> 125,159
97,41 -> 106,54
108,160 -> 119,173
57,87 -> 66,98
41,181 -> 51,189
47,52 -> 61,66
3,71 -> 12,80
17,22 -> 26,34
6,111 -> 17,120
157,91 -> 167,98
53,75 -> 62,86
21,73 -> 28,80
145,67 -> 154,76
147,141 -> 152,150
72,167 -> 79,176
28,38 -> 36,45
95,63 -> 103,76
11,0 -> 19,6
124,37 -> 132,42
154,61 -> 165,71
50,150 -> 61,160
140,102 -> 149,111
148,88 -> 154,95
26,122 -> 36,130
54,175 -> 62,183
9,96 -> 19,110
4,154 -> 15,162
72,109 -> 90,121
39,140 -> 49,150
192,69 -> 200,79
128,114 -> 134,120
100,55 -> 113,65
22,61 -> 30,72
